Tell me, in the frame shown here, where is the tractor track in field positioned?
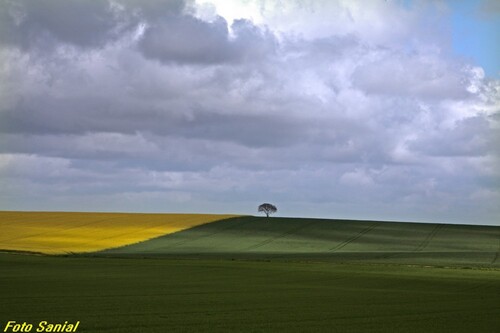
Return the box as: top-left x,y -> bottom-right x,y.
414,224 -> 444,252
329,222 -> 380,252
491,236 -> 500,265
243,220 -> 318,251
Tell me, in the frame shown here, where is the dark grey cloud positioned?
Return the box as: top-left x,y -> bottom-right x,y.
0,93 -> 305,148
139,15 -> 232,64
139,16 -> 275,64
117,0 -> 186,20
0,0 -> 137,50
175,112 -> 306,147
0,0 -> 193,52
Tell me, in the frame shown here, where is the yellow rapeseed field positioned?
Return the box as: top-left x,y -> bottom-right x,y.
0,211 -> 238,254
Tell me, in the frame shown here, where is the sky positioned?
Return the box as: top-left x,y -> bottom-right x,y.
0,0 -> 499,225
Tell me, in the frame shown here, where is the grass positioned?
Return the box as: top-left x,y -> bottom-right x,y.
0,211 -> 238,254
1,253 -> 499,332
102,216 -> 500,267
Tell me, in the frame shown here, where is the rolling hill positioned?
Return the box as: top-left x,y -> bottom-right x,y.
101,216 -> 500,267
2,211 -> 498,267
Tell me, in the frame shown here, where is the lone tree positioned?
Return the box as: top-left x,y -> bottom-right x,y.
258,203 -> 277,218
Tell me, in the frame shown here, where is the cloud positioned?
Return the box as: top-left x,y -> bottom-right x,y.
477,0 -> 500,19
0,0 -> 499,224
139,15 -> 232,64
351,52 -> 472,100
409,116 -> 493,157
0,0 -> 139,50
138,15 -> 276,64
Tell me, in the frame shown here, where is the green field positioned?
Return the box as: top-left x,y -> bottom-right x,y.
1,253 -> 499,332
2,215 -> 500,332
101,216 -> 500,267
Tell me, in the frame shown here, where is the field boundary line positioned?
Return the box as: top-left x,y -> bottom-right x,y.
329,222 -> 380,252
147,217 -> 252,250
76,216 -> 231,249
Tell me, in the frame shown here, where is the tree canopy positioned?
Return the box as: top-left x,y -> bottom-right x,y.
258,203 -> 277,217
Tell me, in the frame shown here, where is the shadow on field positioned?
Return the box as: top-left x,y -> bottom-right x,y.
95,216 -> 500,268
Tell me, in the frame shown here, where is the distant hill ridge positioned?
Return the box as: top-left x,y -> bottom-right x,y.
101,216 -> 500,267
